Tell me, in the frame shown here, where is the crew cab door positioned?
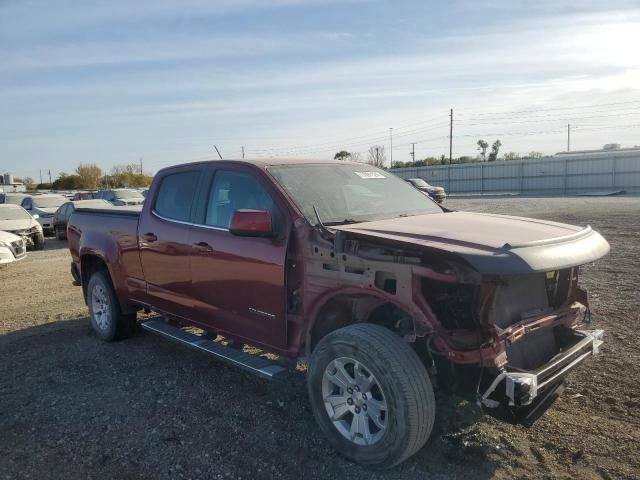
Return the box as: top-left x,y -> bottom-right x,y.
138,166 -> 204,318
188,164 -> 290,350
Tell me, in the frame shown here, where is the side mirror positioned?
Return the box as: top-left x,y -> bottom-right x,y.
32,214 -> 39,219
229,209 -> 274,237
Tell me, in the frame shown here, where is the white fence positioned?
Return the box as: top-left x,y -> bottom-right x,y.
391,151 -> 640,195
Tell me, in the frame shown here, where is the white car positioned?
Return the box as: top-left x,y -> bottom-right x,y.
0,230 -> 27,265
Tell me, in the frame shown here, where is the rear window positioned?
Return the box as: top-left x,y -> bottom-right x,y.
154,171 -> 200,222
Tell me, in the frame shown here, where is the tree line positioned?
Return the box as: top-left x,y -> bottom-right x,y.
14,163 -> 154,190
334,139 -> 545,169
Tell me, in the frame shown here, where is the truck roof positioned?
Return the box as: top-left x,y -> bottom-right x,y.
158,158 -> 358,173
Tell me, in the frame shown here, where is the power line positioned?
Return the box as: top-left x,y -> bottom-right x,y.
456,99 -> 640,119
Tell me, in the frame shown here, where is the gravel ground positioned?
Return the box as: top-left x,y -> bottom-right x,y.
1,197 -> 639,480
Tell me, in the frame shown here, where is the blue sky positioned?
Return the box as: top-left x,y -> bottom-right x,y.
2,0 -> 640,180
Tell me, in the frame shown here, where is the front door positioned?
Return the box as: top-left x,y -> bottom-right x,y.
138,167 -> 203,318
188,165 -> 290,349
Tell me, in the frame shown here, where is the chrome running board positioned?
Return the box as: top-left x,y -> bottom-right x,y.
141,318 -> 287,380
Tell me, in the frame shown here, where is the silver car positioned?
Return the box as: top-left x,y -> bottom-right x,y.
19,194 -> 67,236
0,204 -> 45,250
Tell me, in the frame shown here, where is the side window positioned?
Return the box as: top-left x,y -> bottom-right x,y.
22,198 -> 32,210
205,170 -> 275,229
154,170 -> 201,222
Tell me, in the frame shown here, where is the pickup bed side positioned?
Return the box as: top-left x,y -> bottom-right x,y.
68,208 -> 145,313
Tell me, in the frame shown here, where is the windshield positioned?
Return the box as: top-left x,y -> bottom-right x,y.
409,178 -> 430,187
75,200 -> 111,208
3,195 -> 26,205
114,190 -> 144,199
33,196 -> 66,208
0,205 -> 31,221
269,164 -> 441,225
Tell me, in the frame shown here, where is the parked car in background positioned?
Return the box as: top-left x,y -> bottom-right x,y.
96,189 -> 145,206
18,194 -> 67,236
72,191 -> 97,201
405,178 -> 447,203
0,204 -> 44,250
0,230 -> 27,265
53,199 -> 112,240
0,193 -> 27,205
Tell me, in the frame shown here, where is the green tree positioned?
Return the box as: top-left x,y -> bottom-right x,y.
52,174 -> 83,190
334,150 -> 351,161
477,139 -> 489,161
76,164 -> 102,189
109,164 -> 153,188
488,140 -> 502,162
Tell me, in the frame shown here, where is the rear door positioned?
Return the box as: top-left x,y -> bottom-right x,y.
138,166 -> 204,318
188,164 -> 290,349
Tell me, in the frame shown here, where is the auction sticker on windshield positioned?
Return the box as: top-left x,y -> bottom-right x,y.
354,171 -> 385,179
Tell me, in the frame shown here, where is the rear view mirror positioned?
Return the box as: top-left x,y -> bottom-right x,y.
229,209 -> 274,237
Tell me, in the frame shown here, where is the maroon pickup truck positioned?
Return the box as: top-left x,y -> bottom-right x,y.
68,159 -> 609,469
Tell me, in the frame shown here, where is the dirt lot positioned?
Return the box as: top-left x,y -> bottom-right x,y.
1,197 -> 639,480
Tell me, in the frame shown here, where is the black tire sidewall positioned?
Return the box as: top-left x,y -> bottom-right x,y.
308,329 -> 424,468
32,233 -> 45,250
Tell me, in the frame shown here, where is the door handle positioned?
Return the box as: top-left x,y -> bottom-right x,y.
194,241 -> 214,253
142,232 -> 157,242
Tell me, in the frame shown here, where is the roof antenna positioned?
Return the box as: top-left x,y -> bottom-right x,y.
213,145 -> 223,160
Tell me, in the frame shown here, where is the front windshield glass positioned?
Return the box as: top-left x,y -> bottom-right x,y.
0,206 -> 31,220
269,164 -> 441,225
114,190 -> 144,199
33,196 -> 66,208
410,178 -> 429,187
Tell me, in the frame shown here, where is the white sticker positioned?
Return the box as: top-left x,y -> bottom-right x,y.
354,171 -> 385,179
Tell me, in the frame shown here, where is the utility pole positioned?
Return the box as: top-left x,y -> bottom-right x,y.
449,108 -> 453,164
39,169 -> 42,185
242,146 -> 245,160
48,169 -> 51,185
213,145 -> 223,160
139,157 -> 143,175
567,124 -> 570,152
410,142 -> 416,162
389,128 -> 393,168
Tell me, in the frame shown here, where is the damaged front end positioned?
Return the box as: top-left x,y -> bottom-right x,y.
308,216 -> 609,426
422,267 -> 604,425
478,327 -> 603,424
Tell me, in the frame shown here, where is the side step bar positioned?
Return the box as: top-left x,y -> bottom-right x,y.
141,318 -> 287,380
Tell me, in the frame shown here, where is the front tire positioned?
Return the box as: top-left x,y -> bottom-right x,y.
32,233 -> 45,250
307,324 -> 435,469
87,270 -> 136,341
55,225 -> 67,240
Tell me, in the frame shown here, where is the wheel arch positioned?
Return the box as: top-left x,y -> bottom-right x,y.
306,288 -> 423,355
80,253 -> 137,315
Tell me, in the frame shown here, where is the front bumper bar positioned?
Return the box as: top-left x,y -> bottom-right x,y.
479,329 -> 603,421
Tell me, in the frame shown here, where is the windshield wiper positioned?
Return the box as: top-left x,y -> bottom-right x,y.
312,205 -> 334,238
324,218 -> 360,226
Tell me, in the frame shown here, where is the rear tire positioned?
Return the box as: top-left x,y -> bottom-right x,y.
307,324 -> 435,469
87,270 -> 136,341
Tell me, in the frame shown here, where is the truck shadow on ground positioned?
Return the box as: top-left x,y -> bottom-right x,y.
42,237 -> 69,250
0,318 -> 498,480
